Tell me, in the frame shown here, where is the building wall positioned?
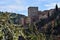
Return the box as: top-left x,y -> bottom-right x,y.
21,17 -> 26,25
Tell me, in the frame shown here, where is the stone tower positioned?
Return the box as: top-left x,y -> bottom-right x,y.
28,7 -> 38,17
28,7 -> 39,22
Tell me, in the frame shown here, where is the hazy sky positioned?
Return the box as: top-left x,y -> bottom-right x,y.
0,0 -> 60,16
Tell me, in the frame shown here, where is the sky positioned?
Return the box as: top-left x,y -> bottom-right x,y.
0,0 -> 60,16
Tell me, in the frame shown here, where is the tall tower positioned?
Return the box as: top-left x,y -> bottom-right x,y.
28,7 -> 38,17
28,7 -> 38,22
28,7 -> 39,22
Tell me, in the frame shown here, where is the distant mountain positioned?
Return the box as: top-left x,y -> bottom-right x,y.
0,11 -> 27,24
